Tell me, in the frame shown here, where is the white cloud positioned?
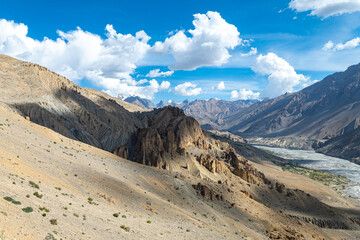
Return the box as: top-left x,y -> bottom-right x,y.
322,41 -> 335,51
212,81 -> 226,90
174,82 -> 202,96
289,0 -> 360,18
101,77 -> 170,100
230,89 -> 260,100
145,68 -> 174,77
0,19 -> 173,99
322,37 -> 360,51
252,53 -> 310,98
153,11 -> 241,70
240,47 -> 257,57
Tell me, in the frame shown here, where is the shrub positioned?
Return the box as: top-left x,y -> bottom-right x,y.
120,225 -> 130,232
29,181 -> 39,189
22,207 -> 33,213
147,220 -> 151,224
39,207 -> 50,212
113,213 -> 119,218
33,192 -> 43,198
3,196 -> 21,205
50,219 -> 57,225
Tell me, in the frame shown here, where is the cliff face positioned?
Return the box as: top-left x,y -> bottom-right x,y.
114,106 -> 207,168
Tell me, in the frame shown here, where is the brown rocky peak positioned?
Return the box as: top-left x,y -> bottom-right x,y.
114,106 -> 207,168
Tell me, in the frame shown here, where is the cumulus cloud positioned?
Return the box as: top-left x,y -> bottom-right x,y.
240,47 -> 258,57
212,81 -> 226,90
153,11 -> 241,70
289,0 -> 360,18
145,68 -> 174,78
252,53 -> 310,98
0,19 -> 173,99
322,37 -> 360,51
230,89 -> 260,100
174,82 -> 202,96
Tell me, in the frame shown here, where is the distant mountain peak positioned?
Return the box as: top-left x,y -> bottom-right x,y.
124,96 -> 156,109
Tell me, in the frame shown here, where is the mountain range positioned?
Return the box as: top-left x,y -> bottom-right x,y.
125,63 -> 360,164
1,54 -> 360,239
125,97 -> 257,129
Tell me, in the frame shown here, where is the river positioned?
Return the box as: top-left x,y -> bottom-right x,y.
254,145 -> 360,199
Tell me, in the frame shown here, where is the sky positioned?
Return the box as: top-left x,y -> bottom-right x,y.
1,0 -> 360,104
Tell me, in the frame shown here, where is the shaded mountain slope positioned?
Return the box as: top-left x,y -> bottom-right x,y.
224,63 -> 360,145
0,54 -> 145,151
317,126 -> 360,164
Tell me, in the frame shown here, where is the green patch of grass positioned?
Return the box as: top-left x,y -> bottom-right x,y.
55,187 -> 61,191
146,220 -> 151,224
113,213 -> 119,218
281,164 -> 350,187
73,213 -> 79,218
22,207 -> 33,213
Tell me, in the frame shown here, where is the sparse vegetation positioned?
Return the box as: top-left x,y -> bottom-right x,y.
113,213 -> 119,218
22,207 -> 33,213
39,207 -> 50,212
146,220 -> 151,224
120,225 -> 130,232
33,192 -> 43,198
50,219 -> 57,225
44,233 -> 56,240
281,164 -> 349,187
29,180 -> 39,189
3,196 -> 21,205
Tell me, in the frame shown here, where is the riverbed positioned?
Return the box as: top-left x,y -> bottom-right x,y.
255,145 -> 360,199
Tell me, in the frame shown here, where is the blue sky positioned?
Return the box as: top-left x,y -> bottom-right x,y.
1,0 -> 360,103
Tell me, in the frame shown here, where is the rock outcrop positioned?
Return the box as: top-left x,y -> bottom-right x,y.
114,106 -> 206,168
